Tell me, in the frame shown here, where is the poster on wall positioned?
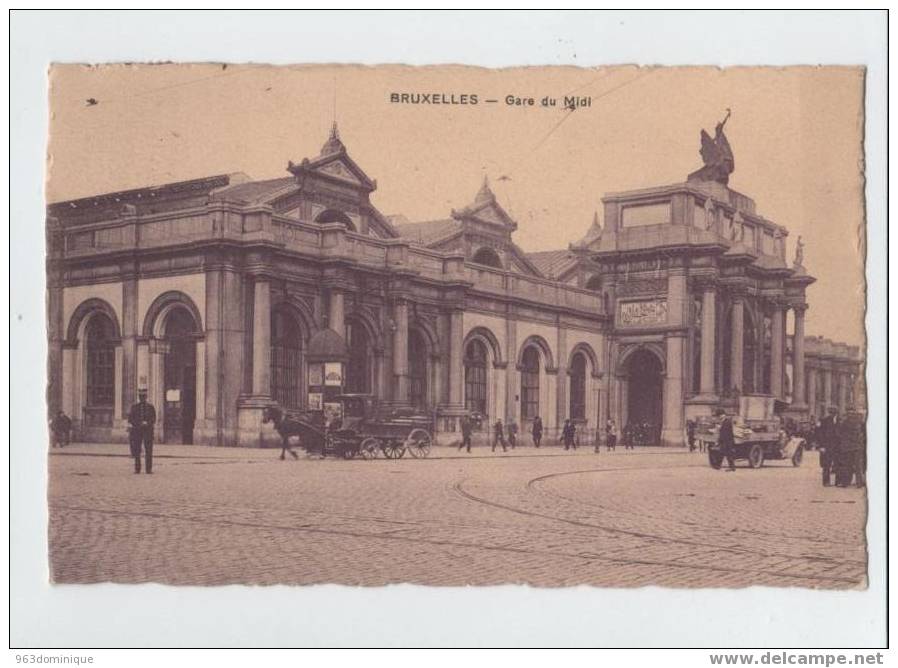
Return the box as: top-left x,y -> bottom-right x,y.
307,392 -> 323,411
324,362 -> 343,387
308,364 -> 323,387
619,299 -> 668,326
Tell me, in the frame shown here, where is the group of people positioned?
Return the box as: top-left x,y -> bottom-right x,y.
457,415 -> 640,453
814,408 -> 866,488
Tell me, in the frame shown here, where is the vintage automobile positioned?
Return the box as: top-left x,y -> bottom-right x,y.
265,394 -> 433,459
696,395 -> 805,469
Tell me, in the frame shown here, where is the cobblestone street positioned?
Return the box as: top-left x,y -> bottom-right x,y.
48,444 -> 868,589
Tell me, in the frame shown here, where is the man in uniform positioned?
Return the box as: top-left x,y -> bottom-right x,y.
128,387 -> 157,474
716,408 -> 737,472
458,414 -> 473,454
562,419 -> 577,451
819,408 -> 840,487
531,416 -> 543,448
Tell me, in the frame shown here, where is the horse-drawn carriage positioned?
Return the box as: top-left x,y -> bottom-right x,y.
263,394 -> 433,460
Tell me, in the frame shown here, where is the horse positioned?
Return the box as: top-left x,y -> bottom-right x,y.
261,405 -> 303,460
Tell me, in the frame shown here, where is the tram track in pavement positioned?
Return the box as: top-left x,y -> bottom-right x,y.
450,468 -> 866,572
525,467 -> 863,549
48,501 -> 862,587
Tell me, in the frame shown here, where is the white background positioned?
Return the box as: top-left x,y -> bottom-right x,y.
8,9 -> 888,651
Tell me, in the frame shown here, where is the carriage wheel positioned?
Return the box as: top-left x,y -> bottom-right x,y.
359,438 -> 380,460
406,428 -> 433,458
747,444 -> 765,469
383,440 -> 404,459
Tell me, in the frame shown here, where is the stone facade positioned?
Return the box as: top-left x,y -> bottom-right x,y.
46,125 -> 863,448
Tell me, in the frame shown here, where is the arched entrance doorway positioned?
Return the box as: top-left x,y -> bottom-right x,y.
162,308 -> 198,444
624,349 -> 663,446
408,329 -> 428,410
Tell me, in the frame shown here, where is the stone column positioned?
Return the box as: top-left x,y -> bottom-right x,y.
729,295 -> 744,393
505,316 -> 518,424
807,367 -> 818,416
251,277 -> 271,396
447,309 -> 464,407
661,333 -> 685,447
121,274 -> 138,413
791,305 -> 807,408
838,372 -> 849,414
824,368 -> 833,413
46,271 -> 65,419
392,298 -> 409,405
328,289 -> 345,340
555,326 -> 568,425
699,282 -> 717,396
770,303 -> 785,398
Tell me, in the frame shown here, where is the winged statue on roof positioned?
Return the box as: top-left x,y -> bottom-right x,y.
687,109 -> 735,186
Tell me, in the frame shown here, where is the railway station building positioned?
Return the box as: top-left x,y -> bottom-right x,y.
46,124 -> 864,447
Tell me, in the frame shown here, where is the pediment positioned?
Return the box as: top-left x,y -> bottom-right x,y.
314,158 -> 363,186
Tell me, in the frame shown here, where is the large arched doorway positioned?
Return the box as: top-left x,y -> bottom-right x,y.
162,308 -> 198,444
271,308 -> 303,408
624,349 -> 663,445
84,313 -> 117,428
464,339 -> 488,417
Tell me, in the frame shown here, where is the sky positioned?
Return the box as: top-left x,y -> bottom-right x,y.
47,64 -> 866,346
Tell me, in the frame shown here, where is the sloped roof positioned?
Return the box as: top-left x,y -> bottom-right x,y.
394,218 -> 463,246
212,176 -> 295,204
526,249 -> 579,278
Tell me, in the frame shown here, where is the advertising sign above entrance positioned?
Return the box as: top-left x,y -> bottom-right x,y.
619,299 -> 668,326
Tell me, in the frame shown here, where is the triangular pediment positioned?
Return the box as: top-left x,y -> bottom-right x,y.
313,157 -> 364,186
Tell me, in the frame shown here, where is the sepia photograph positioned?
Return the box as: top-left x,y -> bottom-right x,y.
44,61 -> 868,589
10,9 -> 887,653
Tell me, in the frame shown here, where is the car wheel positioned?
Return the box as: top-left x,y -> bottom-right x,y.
748,444 -> 765,469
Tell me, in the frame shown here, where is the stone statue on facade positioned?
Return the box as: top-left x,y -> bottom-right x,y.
732,211 -> 745,242
794,235 -> 805,267
704,197 -> 716,230
687,109 -> 735,186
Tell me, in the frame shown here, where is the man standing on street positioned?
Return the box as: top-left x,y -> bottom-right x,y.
819,408 -> 840,487
492,419 -> 507,453
128,387 -> 156,474
562,419 -> 577,451
50,410 -> 72,448
531,415 -> 543,448
458,414 -> 473,454
716,408 -> 736,472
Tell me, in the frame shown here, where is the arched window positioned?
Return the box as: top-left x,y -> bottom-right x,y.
569,352 -> 587,421
85,314 -> 115,408
271,309 -> 302,408
345,320 -> 370,393
409,330 -> 427,410
585,275 -> 602,292
520,346 -> 541,420
472,247 -> 502,269
464,339 -> 487,415
315,209 -> 356,232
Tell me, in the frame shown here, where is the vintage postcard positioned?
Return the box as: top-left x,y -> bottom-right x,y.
45,63 -> 867,589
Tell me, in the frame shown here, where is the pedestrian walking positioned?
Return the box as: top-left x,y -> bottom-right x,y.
531,416 -> 543,448
605,419 -> 618,452
716,408 -> 736,472
458,414 -> 473,453
50,410 -> 72,448
492,419 -> 508,452
507,419 -> 518,449
562,419 -> 577,451
128,387 -> 156,474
